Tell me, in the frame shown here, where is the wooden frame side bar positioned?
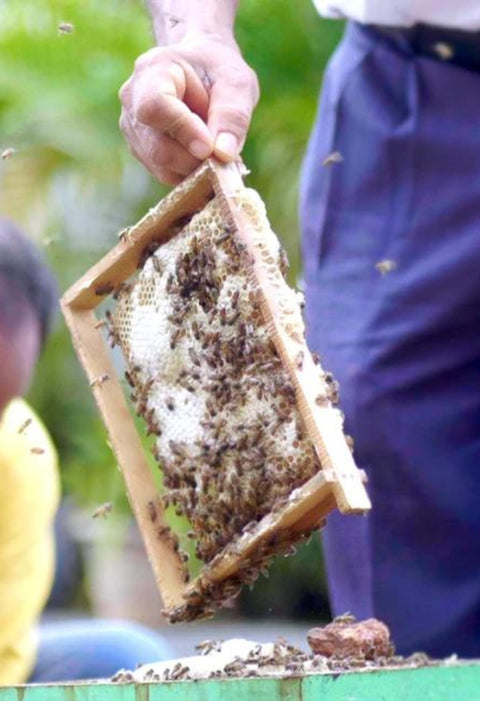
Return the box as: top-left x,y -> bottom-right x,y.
209,162 -> 371,515
61,303 -> 186,609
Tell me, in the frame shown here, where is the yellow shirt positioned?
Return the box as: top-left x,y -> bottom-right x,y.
0,399 -> 60,685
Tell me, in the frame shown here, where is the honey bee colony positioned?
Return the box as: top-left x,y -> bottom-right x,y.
62,159 -> 370,623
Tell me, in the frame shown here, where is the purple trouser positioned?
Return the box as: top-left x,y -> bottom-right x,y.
300,22 -> 480,657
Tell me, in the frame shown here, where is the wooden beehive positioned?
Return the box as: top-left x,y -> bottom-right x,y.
61,159 -> 370,623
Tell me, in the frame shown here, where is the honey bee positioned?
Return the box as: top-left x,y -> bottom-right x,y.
195,639 -> 221,655
333,612 -> 356,625
278,248 -> 289,277
295,351 -> 304,371
169,440 -> 189,458
156,525 -> 171,538
170,328 -> 185,349
113,282 -> 132,300
151,255 -> 163,274
171,214 -> 192,232
1,147 -> 15,160
432,42 -> 454,61
322,151 -> 343,167
117,226 -> 131,241
89,373 -> 110,388
147,501 -> 157,522
93,319 -> 106,330
30,447 -> 45,455
94,282 -> 114,297
375,259 -> 397,275
231,289 -> 240,308
18,418 -> 32,434
92,502 -> 113,519
58,21 -> 74,34
124,370 -> 135,388
138,242 -> 161,270
188,347 -> 201,367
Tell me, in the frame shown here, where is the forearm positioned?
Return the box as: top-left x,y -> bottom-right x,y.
146,0 -> 240,45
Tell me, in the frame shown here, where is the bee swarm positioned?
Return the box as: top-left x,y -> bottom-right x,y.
98,180 -> 352,622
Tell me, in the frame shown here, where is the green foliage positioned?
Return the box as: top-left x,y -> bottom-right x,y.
1,0 -> 343,614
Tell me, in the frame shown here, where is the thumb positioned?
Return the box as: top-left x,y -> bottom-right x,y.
207,69 -> 259,162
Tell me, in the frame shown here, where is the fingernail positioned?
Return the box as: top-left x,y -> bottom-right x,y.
189,140 -> 212,160
214,132 -> 238,160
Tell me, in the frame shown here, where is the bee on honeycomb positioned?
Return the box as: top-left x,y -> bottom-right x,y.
106,189 -> 339,621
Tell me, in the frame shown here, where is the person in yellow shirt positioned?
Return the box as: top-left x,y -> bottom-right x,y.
0,217 -> 59,685
0,219 -> 172,685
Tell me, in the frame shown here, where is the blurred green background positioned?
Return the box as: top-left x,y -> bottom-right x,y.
0,0 -> 343,621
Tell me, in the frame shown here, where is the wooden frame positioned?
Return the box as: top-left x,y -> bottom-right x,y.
61,159 -> 371,619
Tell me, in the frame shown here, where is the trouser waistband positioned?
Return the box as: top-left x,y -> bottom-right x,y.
370,23 -> 480,72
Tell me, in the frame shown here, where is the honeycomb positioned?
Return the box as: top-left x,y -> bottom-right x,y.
109,189 -> 338,620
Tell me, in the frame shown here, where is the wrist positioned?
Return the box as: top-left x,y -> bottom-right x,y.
149,1 -> 239,47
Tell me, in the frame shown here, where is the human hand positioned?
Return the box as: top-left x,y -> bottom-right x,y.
119,36 -> 259,185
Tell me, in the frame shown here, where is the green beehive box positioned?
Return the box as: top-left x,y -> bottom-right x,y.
2,664 -> 480,701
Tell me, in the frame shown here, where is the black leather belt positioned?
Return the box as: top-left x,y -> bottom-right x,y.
372,23 -> 480,72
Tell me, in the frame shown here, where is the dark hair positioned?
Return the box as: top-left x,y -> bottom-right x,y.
0,218 -> 58,348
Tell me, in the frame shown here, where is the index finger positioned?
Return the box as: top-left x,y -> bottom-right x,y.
132,61 -> 214,161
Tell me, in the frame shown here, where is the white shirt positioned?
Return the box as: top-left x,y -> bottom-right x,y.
314,1 -> 480,30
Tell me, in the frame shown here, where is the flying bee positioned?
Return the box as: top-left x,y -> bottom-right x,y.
18,418 -> 32,434
30,447 -> 45,455
58,21 -> 74,34
92,501 -> 113,519
89,373 -> 110,388
322,150 -> 343,167
432,42 -> 454,61
375,258 -> 397,275
1,147 -> 15,160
